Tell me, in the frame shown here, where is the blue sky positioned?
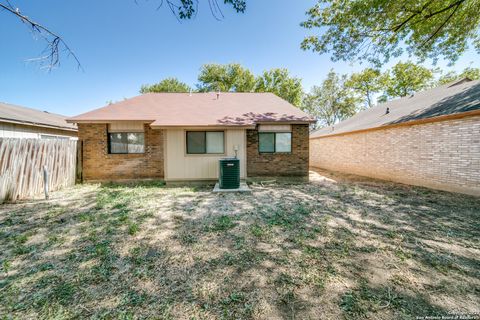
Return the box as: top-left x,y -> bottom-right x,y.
0,0 -> 478,116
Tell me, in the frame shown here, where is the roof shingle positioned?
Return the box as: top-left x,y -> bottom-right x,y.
0,102 -> 77,131
311,79 -> 480,138
67,92 -> 315,127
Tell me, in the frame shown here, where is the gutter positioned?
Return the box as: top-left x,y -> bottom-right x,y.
149,124 -> 257,130
66,119 -> 154,124
67,120 -> 315,128
0,117 -> 78,132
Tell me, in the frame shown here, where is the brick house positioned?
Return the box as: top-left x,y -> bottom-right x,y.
310,78 -> 480,196
68,93 -> 315,182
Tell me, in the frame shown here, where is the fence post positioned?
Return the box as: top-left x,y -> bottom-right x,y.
76,140 -> 83,183
43,165 -> 49,200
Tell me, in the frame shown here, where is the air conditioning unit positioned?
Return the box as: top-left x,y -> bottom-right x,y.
219,158 -> 240,189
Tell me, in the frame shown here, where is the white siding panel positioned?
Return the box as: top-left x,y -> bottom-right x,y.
258,124 -> 291,132
0,122 -> 77,139
0,123 -> 40,138
108,122 -> 145,132
165,129 -> 246,180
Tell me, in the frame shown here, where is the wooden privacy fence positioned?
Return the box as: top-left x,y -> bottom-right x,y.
0,138 -> 77,203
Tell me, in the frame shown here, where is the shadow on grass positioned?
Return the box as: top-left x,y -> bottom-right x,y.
1,171 -> 479,318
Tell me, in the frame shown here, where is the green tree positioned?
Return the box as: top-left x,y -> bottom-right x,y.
302,70 -> 360,128
197,63 -> 256,92
437,67 -> 480,85
345,68 -> 382,109
197,64 -> 304,107
255,68 -> 304,107
301,0 -> 480,66
140,77 -> 192,93
379,61 -> 434,101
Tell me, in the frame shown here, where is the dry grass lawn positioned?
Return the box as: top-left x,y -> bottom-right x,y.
0,169 -> 479,319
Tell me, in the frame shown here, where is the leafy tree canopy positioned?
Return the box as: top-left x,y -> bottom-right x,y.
379,61 -> 434,101
301,0 -> 480,66
302,70 -> 360,128
140,77 -> 192,93
197,63 -> 256,92
345,68 -> 382,109
255,68 -> 304,107
197,64 -> 304,107
437,67 -> 480,85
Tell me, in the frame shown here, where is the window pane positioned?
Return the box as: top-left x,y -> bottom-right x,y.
275,133 -> 292,152
127,133 -> 145,153
206,132 -> 224,154
187,131 -> 206,154
110,133 -> 128,153
259,133 -> 275,153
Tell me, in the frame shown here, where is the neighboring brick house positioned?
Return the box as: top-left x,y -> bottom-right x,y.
68,93 -> 315,182
310,78 -> 480,196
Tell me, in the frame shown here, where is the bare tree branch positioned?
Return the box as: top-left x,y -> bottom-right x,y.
1,0 -> 246,70
0,1 -> 82,71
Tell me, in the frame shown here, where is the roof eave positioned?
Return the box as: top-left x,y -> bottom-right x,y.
68,119 -> 316,126
310,109 -> 480,140
66,119 -> 154,124
0,117 -> 78,132
149,124 -> 257,130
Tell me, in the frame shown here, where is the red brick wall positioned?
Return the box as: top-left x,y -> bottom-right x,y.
78,123 -> 164,181
246,124 -> 309,177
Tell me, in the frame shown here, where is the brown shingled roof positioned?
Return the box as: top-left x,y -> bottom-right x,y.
311,78 -> 480,139
67,92 -> 315,127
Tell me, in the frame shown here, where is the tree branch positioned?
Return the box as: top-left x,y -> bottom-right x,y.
0,2 -> 82,70
391,0 -> 435,32
421,1 -> 462,47
423,0 -> 465,19
1,0 -> 246,70
153,0 -> 245,20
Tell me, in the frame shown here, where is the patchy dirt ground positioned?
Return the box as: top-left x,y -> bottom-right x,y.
0,169 -> 479,319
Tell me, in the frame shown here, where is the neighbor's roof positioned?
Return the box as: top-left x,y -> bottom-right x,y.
67,92 -> 315,127
0,102 -> 77,131
311,78 -> 480,139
